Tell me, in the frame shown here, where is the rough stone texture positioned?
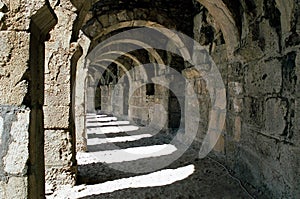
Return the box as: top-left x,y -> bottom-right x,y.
0,0 -> 299,198
75,32 -> 90,152
1,177 -> 28,199
3,111 -> 29,175
244,59 -> 282,96
100,85 -> 113,113
45,130 -> 76,189
86,86 -> 96,113
264,98 -> 287,136
3,0 -> 46,30
45,130 -> 73,166
0,31 -> 30,105
221,0 -> 300,197
0,106 -> 30,198
44,0 -> 77,189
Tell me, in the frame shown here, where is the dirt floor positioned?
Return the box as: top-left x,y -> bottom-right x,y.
47,114 -> 266,199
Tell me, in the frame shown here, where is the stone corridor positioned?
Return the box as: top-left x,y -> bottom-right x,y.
47,113 -> 258,198
0,0 -> 300,198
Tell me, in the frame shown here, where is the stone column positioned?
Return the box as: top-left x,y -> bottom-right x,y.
86,86 -> 96,113
75,32 -> 90,152
112,83 -> 124,117
182,68 -> 202,141
0,1 -> 56,198
150,76 -> 170,130
44,0 -> 78,190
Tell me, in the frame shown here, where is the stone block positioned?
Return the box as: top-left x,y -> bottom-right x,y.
5,1 -> 43,30
108,13 -> 118,25
192,48 -> 210,65
0,181 -> 5,198
82,18 -> 103,38
3,110 -> 29,175
228,82 -> 243,96
0,116 -> 2,145
44,83 -> 71,106
6,177 -> 28,199
214,88 -> 226,109
244,96 -> 263,127
232,98 -> 243,113
182,67 -> 203,79
45,166 -> 76,189
244,59 -> 282,95
213,134 -> 224,153
264,98 -> 287,137
196,78 -> 208,95
234,116 -> 241,142
98,14 -> 109,27
117,10 -> 130,21
45,130 -> 73,166
208,109 -> 218,130
258,19 -> 280,54
0,31 -> 30,105
236,41 -> 264,62
44,105 -> 70,129
279,145 -> 300,196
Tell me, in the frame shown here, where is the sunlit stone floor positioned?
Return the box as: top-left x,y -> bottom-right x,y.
47,114 -> 265,199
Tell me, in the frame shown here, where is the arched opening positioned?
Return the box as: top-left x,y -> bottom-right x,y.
9,0 -> 297,198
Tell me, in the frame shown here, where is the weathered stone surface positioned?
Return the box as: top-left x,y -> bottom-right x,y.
0,31 -> 30,105
45,130 -> 73,166
98,14 -> 109,28
5,0 -> 46,30
182,67 -> 203,79
244,59 -> 282,95
0,116 -> 3,145
44,83 -> 71,106
0,177 -> 28,199
43,1 -> 77,190
6,177 -> 28,199
45,166 -> 76,189
0,0 -> 299,198
44,106 -> 70,129
3,110 -> 29,175
0,106 -> 30,198
264,98 -> 287,137
214,88 -> 226,109
75,32 -> 90,152
234,116 -> 241,141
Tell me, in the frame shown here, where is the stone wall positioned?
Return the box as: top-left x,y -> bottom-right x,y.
0,107 -> 29,199
44,0 -> 78,190
75,32 -> 90,152
0,0 -> 56,198
0,0 -> 299,198
195,0 -> 300,197
100,84 -> 113,114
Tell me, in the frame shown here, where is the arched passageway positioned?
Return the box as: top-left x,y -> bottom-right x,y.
0,0 -> 299,198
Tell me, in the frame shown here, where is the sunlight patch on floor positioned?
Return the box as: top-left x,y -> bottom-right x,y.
87,134 -> 153,145
77,144 -> 177,164
86,121 -> 131,127
87,125 -> 139,134
86,116 -> 118,122
47,164 -> 195,199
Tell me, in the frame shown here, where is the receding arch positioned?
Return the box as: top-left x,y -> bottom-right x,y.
196,0 -> 240,55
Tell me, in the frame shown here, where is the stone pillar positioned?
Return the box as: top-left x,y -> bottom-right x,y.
0,1 -> 56,198
86,86 -> 96,113
44,0 -> 77,190
100,84 -> 113,114
182,68 -> 202,141
150,76 -> 170,130
75,32 -> 90,152
292,50 -> 300,196
112,83 -> 124,117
